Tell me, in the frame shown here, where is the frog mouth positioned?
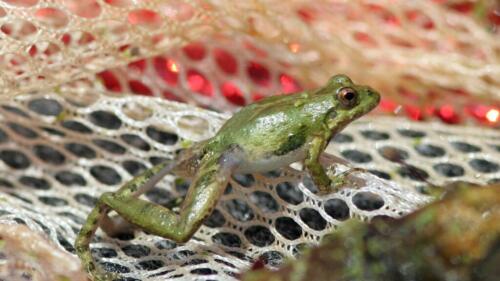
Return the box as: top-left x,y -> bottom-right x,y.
357,92 -> 381,117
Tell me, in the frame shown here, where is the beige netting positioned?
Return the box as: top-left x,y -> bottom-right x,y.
0,0 -> 498,281
0,224 -> 87,281
0,1 -> 498,110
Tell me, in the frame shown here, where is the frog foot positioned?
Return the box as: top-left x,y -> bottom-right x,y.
316,185 -> 339,196
90,270 -> 120,281
328,167 -> 366,190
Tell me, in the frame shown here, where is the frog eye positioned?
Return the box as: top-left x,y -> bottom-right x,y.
338,87 -> 358,107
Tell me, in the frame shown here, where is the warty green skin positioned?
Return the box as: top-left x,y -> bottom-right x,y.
74,74 -> 380,281
241,183 -> 500,281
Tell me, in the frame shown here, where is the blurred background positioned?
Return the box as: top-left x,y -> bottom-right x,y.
0,0 -> 498,125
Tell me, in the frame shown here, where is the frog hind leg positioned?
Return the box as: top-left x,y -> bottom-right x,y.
96,145 -> 208,238
76,149 -> 241,280
104,160 -> 183,237
75,161 -> 176,281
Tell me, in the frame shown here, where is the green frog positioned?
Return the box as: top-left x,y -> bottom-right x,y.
75,74 -> 380,281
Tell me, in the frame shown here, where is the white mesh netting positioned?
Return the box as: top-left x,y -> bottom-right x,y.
0,0 -> 498,280
0,93 -> 498,280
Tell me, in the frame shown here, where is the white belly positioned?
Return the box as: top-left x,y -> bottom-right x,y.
235,147 -> 306,174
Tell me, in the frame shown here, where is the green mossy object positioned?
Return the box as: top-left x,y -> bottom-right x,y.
242,183 -> 500,281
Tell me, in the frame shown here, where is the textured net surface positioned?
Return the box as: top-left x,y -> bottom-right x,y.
0,1 -> 498,125
0,93 -> 498,280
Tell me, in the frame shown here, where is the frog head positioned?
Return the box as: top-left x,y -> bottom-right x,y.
321,74 -> 381,132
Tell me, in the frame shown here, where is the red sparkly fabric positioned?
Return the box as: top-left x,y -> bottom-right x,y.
95,1 -> 499,126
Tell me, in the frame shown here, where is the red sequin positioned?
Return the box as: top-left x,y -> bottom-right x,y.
436,105 -> 460,124
214,48 -> 238,75
466,104 -> 500,124
153,56 -> 179,86
98,70 -> 121,92
379,99 -> 399,113
118,44 -> 130,52
129,79 -> 153,96
367,4 -> 400,26
354,32 -> 377,46
35,7 -> 68,28
104,0 -> 130,7
128,59 -> 146,73
252,92 -> 264,101
297,7 -> 315,22
128,9 -> 161,27
488,8 -> 500,26
384,14 -> 400,26
405,10 -> 434,29
366,3 -> 384,12
448,2 -> 474,13
243,41 -> 268,58
183,42 -> 206,61
247,61 -> 270,87
279,73 -> 301,94
404,104 -> 424,121
187,69 -> 213,96
162,90 -> 183,102
221,82 -> 246,106
28,45 -> 37,56
61,33 -> 71,45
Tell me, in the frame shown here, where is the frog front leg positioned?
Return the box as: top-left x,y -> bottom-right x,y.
305,135 -> 358,194
305,135 -> 334,194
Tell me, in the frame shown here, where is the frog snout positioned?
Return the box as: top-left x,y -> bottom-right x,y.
367,89 -> 381,105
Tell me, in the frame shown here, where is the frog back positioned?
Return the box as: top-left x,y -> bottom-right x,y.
212,92 -> 332,158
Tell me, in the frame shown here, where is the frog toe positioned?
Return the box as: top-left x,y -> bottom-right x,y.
91,270 -> 120,281
329,167 -> 366,189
